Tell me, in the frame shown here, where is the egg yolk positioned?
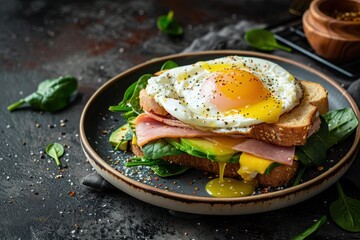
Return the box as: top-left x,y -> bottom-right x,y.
209,69 -> 283,123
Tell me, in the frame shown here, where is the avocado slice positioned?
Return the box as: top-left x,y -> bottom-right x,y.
166,137 -> 239,163
109,123 -> 131,151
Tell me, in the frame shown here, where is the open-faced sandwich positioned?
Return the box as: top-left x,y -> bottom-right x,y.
109,56 -> 358,197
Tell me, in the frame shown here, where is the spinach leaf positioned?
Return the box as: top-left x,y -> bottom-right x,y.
45,143 -> 65,167
244,29 -> 291,52
330,182 -> 360,232
125,157 -> 188,177
109,74 -> 152,114
293,166 -> 306,186
142,139 -> 183,159
291,215 -> 327,240
108,81 -> 137,112
128,74 -> 152,114
161,60 -> 178,70
264,162 -> 281,175
297,108 -> 358,167
323,108 -> 359,148
157,10 -> 184,36
151,164 -> 188,177
8,76 -> 77,112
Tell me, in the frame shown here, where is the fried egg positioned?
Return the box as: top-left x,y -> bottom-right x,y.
146,56 -> 303,133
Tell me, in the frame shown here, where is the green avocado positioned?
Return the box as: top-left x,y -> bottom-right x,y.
109,123 -> 131,151
166,137 -> 239,163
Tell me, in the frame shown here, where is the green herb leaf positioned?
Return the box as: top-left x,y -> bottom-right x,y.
142,139 -> 183,159
330,182 -> 360,232
109,74 -> 152,115
244,29 -> 291,52
45,143 -> 65,167
264,162 -> 281,175
157,10 -> 184,36
322,108 -> 359,148
161,60 -> 178,70
128,74 -> 152,114
150,164 -> 188,177
125,157 -> 188,177
297,108 -> 358,167
108,81 -> 137,112
291,215 -> 327,240
7,76 -> 78,112
293,166 -> 306,186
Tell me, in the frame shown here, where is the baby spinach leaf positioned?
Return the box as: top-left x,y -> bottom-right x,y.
330,182 -> 360,232
264,162 -> 281,175
150,164 -> 188,177
45,143 -> 64,167
157,10 -> 184,36
245,29 -> 291,52
297,108 -> 358,167
109,74 -> 152,114
293,166 -> 306,186
8,76 -> 77,112
108,81 -> 137,112
142,139 -> 183,159
161,60 -> 178,70
128,74 -> 152,114
125,157 -> 188,177
323,108 -> 359,148
291,215 -> 327,240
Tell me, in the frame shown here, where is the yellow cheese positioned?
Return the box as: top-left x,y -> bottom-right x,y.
131,135 -> 137,145
238,152 -> 273,181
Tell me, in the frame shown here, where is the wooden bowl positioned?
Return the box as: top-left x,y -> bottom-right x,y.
302,0 -> 360,62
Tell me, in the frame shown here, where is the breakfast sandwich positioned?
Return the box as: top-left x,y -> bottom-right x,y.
109,55 -> 358,197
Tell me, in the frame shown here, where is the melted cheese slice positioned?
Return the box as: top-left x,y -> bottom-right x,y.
238,152 -> 273,181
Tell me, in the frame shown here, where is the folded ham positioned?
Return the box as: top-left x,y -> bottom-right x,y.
135,113 -> 295,166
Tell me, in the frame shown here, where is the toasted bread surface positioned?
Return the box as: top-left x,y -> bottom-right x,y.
140,80 -> 328,146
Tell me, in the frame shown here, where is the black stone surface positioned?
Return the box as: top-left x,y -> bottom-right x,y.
1,0 -> 359,239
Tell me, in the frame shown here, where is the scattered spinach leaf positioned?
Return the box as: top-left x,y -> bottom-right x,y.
244,29 -> 291,52
161,60 -> 178,70
330,182 -> 360,232
7,76 -> 78,112
291,215 -> 327,240
45,143 -> 64,167
157,10 -> 184,36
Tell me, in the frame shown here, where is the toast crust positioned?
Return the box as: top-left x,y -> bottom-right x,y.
140,80 -> 329,146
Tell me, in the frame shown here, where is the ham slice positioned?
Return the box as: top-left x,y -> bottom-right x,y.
135,114 -> 218,146
144,111 -> 192,129
205,138 -> 294,165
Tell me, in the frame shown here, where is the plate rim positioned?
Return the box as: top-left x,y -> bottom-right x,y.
79,50 -> 360,205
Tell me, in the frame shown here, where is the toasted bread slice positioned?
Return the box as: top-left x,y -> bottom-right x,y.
245,80 -> 328,146
140,80 -> 328,146
130,143 -> 299,187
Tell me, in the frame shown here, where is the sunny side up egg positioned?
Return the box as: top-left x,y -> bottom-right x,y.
146,56 -> 303,132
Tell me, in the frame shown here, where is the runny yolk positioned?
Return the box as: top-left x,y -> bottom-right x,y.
205,162 -> 257,198
209,69 -> 283,123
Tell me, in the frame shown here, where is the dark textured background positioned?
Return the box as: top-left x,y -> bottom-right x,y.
1,0 -> 359,239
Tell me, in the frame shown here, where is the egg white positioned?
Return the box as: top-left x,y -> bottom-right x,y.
145,56 -> 303,133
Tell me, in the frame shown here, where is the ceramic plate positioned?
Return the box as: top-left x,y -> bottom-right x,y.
80,50 -> 360,215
